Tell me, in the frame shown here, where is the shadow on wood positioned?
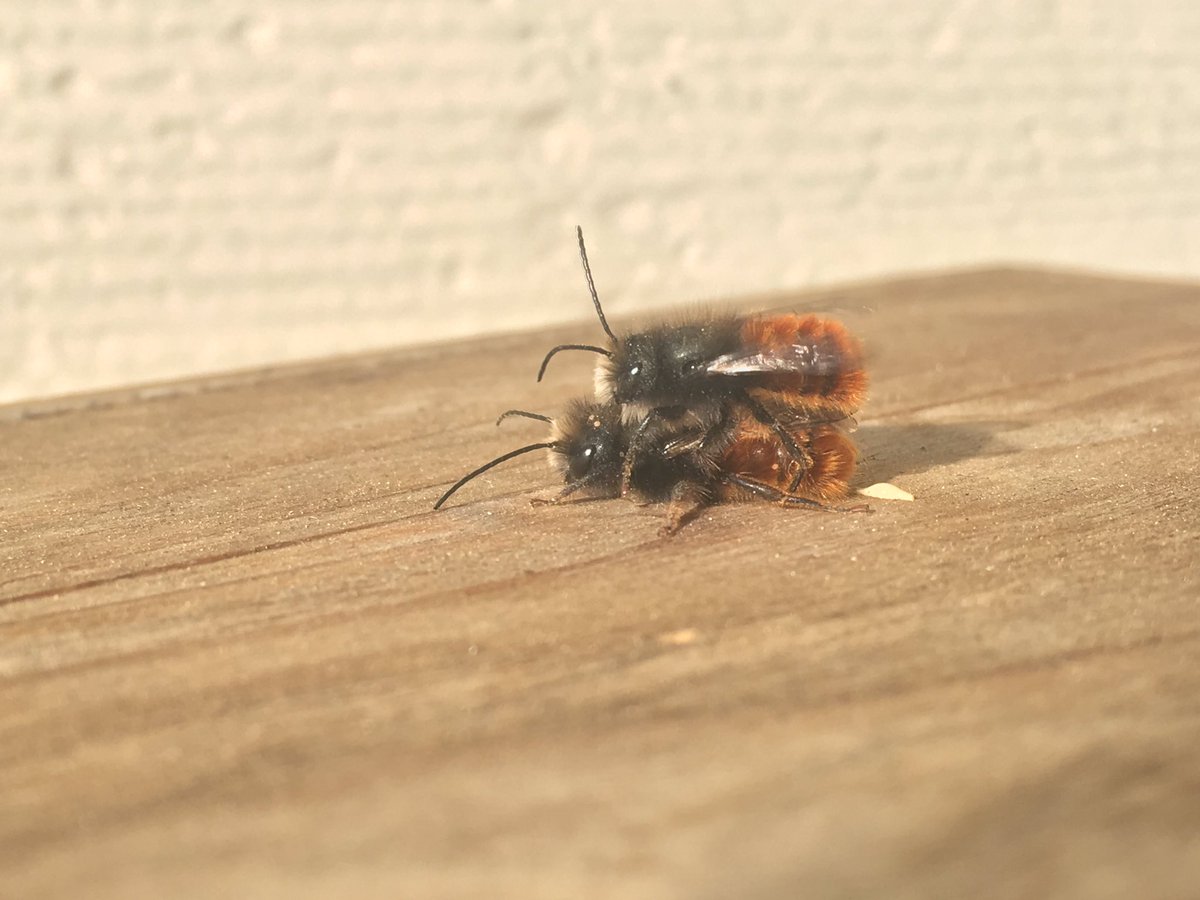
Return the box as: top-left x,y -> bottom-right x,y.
856,420 -> 1020,485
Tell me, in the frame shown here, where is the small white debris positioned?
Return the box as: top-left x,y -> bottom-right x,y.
658,628 -> 699,646
858,482 -> 915,502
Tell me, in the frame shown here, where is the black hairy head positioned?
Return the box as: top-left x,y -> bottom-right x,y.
548,399 -> 627,495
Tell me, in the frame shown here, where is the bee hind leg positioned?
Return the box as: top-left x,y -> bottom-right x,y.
738,392 -> 814,492
723,474 -> 870,514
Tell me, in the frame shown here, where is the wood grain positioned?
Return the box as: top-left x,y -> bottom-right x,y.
3,267 -> 1199,899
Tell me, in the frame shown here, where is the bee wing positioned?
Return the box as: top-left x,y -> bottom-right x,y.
704,342 -> 846,377
825,415 -> 858,435
758,403 -> 859,432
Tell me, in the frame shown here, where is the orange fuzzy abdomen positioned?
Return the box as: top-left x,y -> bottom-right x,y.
739,315 -> 868,418
719,420 -> 856,501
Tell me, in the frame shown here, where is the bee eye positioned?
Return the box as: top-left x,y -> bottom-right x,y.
628,365 -> 641,377
568,444 -> 596,479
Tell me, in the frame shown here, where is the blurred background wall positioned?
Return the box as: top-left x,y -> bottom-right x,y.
4,1 -> 1199,403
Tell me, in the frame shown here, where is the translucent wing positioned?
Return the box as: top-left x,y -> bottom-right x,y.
705,313 -> 865,380
705,315 -> 869,419
705,340 -> 846,377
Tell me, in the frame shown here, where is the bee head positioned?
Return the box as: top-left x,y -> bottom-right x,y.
604,334 -> 658,405
550,400 -> 626,495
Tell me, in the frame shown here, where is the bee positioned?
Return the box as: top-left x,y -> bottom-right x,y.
432,399 -> 865,535
537,228 -> 868,493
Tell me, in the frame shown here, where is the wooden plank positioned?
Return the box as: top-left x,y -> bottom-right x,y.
2,267 -> 1199,899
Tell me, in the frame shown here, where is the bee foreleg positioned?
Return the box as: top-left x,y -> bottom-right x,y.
620,410 -> 658,497
530,479 -> 614,506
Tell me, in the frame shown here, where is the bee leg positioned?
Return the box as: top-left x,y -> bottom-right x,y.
737,392 -> 813,492
530,479 -> 612,506
723,474 -> 871,513
619,457 -> 636,498
530,494 -> 610,507
620,410 -> 658,497
658,482 -> 710,537
686,402 -> 737,473
786,495 -> 871,513
783,450 -> 815,494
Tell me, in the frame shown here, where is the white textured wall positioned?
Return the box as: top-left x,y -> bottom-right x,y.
4,1 -> 1200,403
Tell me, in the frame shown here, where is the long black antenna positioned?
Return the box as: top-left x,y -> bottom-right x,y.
577,225 -> 615,341
496,409 -> 553,426
433,442 -> 557,510
535,343 -> 611,382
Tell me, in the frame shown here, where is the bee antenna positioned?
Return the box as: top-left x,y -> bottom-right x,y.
433,442 -> 558,510
576,226 -> 616,342
535,343 -> 612,382
496,409 -> 553,426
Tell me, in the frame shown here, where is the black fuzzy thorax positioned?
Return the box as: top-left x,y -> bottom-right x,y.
603,314 -> 743,407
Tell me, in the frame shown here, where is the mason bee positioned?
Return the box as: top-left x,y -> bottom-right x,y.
537,228 -> 868,494
432,399 -> 865,536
